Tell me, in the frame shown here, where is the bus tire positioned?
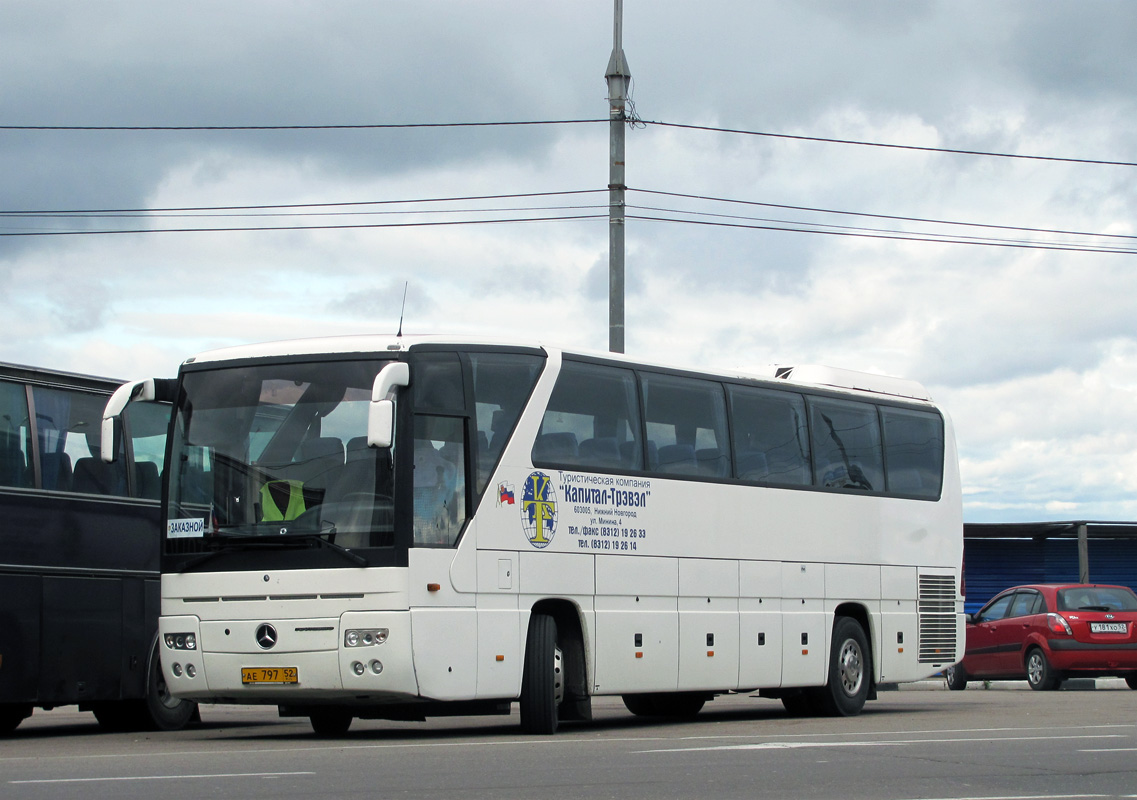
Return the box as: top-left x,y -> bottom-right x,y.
781,691 -> 819,717
520,613 -> 561,735
622,694 -> 658,717
310,709 -> 354,736
944,663 -> 968,691
143,641 -> 197,731
0,704 -> 32,735
817,616 -> 871,717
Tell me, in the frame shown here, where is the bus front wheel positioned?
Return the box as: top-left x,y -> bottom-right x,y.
817,616 -> 871,716
309,709 -> 353,736
143,641 -> 198,730
520,613 -> 562,734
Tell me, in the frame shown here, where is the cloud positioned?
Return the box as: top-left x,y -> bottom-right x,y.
4,1 -> 1137,522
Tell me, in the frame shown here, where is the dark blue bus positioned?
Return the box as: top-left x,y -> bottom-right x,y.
0,362 -> 196,733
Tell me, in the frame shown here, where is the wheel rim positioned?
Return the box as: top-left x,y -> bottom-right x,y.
553,644 -> 564,706
1027,652 -> 1043,685
838,638 -> 864,696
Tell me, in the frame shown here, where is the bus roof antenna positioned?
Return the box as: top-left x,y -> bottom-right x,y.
396,282 -> 408,338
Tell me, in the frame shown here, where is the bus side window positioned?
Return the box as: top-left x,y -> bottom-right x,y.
0,380 -> 33,489
881,406 -> 944,499
33,385 -> 128,495
641,373 -> 729,479
534,361 -> 642,472
808,397 -> 884,492
469,352 -> 544,494
727,385 -> 810,486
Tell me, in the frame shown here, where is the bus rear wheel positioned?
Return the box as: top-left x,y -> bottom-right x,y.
816,616 -> 871,717
0,704 -> 32,735
622,692 -> 706,718
520,613 -> 562,734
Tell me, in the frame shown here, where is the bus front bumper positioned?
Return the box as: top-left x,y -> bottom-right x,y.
158,611 -> 419,702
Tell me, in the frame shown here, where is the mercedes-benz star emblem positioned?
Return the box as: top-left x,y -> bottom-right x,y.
255,623 -> 278,650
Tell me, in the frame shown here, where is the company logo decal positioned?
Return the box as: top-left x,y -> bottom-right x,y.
521,471 -> 557,549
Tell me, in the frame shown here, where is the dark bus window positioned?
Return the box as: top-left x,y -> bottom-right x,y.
0,379 -> 32,488
808,397 -> 883,492
728,385 -> 810,486
124,401 -> 171,500
881,406 -> 944,499
32,385 -> 127,495
413,353 -> 465,413
534,361 -> 642,471
641,373 -> 729,478
470,352 -> 544,495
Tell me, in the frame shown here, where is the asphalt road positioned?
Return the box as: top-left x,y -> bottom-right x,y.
3,684 -> 1135,800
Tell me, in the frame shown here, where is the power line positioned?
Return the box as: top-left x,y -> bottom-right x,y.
0,213 -> 607,237
0,119 -> 607,132
3,115 -> 1133,167
626,213 -> 1137,256
632,188 -> 1137,243
641,121 -> 1137,168
0,189 -> 606,216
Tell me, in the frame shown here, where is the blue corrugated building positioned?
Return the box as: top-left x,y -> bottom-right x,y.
963,521 -> 1137,614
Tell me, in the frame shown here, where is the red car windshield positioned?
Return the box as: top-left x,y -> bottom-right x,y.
1056,586 -> 1137,612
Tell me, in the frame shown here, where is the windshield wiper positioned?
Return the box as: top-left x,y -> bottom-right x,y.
288,527 -> 369,567
173,524 -> 367,572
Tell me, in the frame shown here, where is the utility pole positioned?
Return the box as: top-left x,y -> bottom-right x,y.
606,0 -> 630,354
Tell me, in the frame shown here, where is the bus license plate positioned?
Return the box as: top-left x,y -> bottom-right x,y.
241,667 -> 299,684
1089,622 -> 1127,634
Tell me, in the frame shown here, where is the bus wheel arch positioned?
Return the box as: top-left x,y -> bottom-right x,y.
521,600 -> 590,733
143,636 -> 198,730
817,612 -> 872,716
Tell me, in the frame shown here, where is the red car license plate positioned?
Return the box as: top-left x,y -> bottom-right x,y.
1089,622 -> 1127,634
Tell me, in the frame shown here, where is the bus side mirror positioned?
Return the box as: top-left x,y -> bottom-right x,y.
367,362 -> 410,448
101,378 -> 176,462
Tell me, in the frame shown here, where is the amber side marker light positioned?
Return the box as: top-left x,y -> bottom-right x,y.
427,583 -> 441,592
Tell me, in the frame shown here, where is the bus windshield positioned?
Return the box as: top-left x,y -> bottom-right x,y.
168,358 -> 396,550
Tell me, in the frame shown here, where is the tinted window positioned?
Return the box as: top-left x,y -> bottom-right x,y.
1009,591 -> 1041,618
534,361 -> 642,471
728,385 -> 810,486
882,406 -> 944,499
641,373 -> 729,478
809,398 -> 884,491
1058,586 -> 1137,612
413,353 -> 464,413
124,400 -> 170,499
470,352 -> 544,494
32,385 -> 127,495
976,594 -> 1014,623
0,379 -> 32,488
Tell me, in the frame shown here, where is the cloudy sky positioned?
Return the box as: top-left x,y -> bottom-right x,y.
3,1 -> 1137,523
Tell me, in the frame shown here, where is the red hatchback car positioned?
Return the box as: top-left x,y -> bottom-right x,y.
945,583 -> 1137,690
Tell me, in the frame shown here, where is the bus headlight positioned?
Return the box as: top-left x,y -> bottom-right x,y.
165,632 -> 197,650
344,628 -> 388,647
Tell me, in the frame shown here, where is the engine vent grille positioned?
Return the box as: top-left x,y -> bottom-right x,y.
917,574 -> 959,664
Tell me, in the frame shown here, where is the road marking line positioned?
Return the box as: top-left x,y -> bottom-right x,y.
640,733 -> 1128,753
10,771 -> 314,785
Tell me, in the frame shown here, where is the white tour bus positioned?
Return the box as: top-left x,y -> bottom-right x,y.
103,335 -> 963,735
